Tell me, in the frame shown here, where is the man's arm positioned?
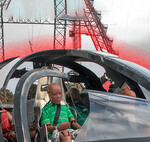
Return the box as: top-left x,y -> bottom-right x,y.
6,110 -> 12,123
70,117 -> 81,129
46,122 -> 57,133
66,105 -> 81,129
46,122 -> 71,132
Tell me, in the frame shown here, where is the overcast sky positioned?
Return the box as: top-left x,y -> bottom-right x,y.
94,0 -> 150,51
4,0 -> 150,52
4,0 -> 150,93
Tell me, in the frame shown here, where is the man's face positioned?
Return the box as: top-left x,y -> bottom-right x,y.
48,84 -> 62,104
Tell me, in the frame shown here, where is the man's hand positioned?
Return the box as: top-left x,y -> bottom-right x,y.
8,131 -> 17,142
46,123 -> 56,133
29,123 -> 35,130
57,122 -> 71,131
59,130 -> 72,142
46,122 -> 70,132
70,117 -> 81,129
121,89 -> 136,97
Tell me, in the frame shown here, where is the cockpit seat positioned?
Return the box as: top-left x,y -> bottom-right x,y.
33,71 -> 66,141
34,76 -> 50,108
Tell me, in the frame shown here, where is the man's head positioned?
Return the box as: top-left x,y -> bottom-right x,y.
66,87 -> 80,100
121,89 -> 136,97
121,84 -> 136,97
47,83 -> 62,104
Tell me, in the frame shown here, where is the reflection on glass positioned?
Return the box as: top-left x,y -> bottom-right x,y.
41,84 -> 49,91
76,91 -> 150,142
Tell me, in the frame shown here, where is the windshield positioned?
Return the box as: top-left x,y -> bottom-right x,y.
139,85 -> 150,101
76,91 -> 150,141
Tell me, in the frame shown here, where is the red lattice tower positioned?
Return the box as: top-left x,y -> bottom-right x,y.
70,0 -> 118,55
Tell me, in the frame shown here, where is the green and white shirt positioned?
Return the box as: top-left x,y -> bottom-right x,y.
41,102 -> 74,139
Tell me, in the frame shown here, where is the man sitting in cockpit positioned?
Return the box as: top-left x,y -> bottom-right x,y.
66,87 -> 89,126
0,101 -> 36,142
41,83 -> 81,142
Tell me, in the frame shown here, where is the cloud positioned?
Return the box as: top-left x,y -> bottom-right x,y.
94,0 -> 150,52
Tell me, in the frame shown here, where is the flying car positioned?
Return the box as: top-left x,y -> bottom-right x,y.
0,49 -> 150,142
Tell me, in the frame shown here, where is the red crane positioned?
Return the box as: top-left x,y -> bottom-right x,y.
70,0 -> 118,54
